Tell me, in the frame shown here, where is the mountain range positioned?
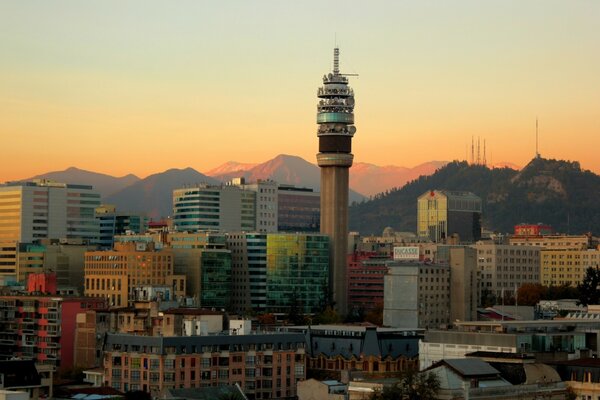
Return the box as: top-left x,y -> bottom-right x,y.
23,155 -> 451,218
349,157 -> 600,236
29,167 -> 140,198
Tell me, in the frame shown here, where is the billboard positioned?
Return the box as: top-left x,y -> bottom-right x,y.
393,246 -> 420,261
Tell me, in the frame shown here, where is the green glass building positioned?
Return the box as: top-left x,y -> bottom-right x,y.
266,233 -> 329,314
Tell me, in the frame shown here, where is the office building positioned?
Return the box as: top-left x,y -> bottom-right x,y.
266,233 -> 329,314
473,243 -> 541,301
509,234 -> 592,250
347,252 -> 390,314
84,242 -> 185,307
316,48 -> 356,315
417,190 -> 482,243
541,248 -> 600,287
277,185 -> 320,232
95,205 -> 148,248
0,180 -> 100,243
226,232 -> 266,313
103,332 -> 307,399
165,232 -> 232,308
383,261 -> 451,329
172,184 -> 256,232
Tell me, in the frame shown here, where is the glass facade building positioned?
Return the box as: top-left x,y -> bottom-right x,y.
277,186 -> 320,232
199,250 -> 232,309
417,190 -> 482,243
266,234 -> 329,314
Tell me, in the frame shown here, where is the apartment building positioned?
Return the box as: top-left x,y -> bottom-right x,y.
0,294 -> 106,371
103,332 -> 307,399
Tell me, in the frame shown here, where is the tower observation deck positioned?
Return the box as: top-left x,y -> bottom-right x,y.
316,47 -> 356,315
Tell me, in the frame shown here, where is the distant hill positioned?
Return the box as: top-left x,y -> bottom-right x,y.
350,161 -> 448,196
210,154 -> 367,204
27,167 -> 140,198
105,168 -> 219,218
349,158 -> 600,236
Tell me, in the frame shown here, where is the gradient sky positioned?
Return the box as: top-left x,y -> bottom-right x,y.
1,1 -> 599,182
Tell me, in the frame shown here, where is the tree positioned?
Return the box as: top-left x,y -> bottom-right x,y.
577,266 -> 600,306
517,283 -> 546,306
369,368 -> 440,400
365,303 -> 383,326
313,306 -> 342,324
257,313 -> 276,327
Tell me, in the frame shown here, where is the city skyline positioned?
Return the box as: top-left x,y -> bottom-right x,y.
1,1 -> 599,182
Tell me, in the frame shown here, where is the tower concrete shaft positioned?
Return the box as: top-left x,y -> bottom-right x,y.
316,48 -> 356,316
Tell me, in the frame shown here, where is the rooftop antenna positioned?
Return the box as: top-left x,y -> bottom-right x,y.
535,117 -> 540,158
471,136 -> 475,165
477,137 -> 481,165
483,139 -> 487,166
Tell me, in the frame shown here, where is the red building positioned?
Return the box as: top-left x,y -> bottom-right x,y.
0,295 -> 106,371
26,272 -> 57,295
347,252 -> 391,313
514,223 -> 553,237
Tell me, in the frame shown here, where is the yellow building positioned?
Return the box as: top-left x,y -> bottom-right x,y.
541,248 -> 600,287
84,242 -> 185,307
510,234 -> 591,250
0,241 -> 18,285
417,190 -> 482,243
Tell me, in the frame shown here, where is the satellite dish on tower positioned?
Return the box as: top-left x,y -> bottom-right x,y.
348,126 -> 356,135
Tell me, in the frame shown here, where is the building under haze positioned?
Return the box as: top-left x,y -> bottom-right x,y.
417,190 -> 482,243
316,48 -> 356,315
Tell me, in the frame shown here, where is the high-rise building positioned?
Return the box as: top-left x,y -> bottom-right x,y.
95,204 -> 148,248
266,233 -> 329,314
172,185 -> 256,232
436,246 -> 479,322
277,185 -> 320,232
383,261 -> 451,329
0,180 -> 100,243
417,190 -> 482,243
226,232 -> 267,313
347,252 -> 390,314
316,48 -> 356,315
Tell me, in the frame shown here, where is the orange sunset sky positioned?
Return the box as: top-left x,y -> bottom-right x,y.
1,1 -> 599,182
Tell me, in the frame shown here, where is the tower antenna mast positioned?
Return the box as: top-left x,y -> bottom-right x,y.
536,117 -> 540,158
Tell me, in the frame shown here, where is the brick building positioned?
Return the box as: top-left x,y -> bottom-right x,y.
103,332 -> 306,399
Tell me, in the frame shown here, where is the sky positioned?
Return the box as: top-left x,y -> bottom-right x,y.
1,1 -> 599,182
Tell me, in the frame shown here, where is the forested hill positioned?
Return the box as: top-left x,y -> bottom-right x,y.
348,158 -> 600,236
